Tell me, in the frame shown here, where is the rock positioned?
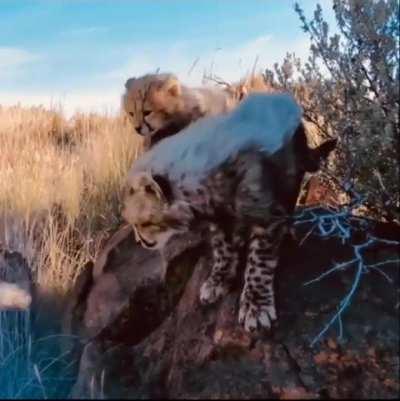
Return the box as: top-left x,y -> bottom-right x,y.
64,225 -> 203,340
69,210 -> 400,399
301,175 -> 345,207
67,224 -> 204,397
64,226 -> 161,340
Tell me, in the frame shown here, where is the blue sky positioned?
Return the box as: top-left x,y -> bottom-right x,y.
0,0 -> 336,115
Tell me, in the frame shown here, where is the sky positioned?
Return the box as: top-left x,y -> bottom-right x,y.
0,0 -> 336,116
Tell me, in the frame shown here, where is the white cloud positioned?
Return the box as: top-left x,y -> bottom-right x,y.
102,34 -> 310,88
0,47 -> 39,71
190,34 -> 310,84
0,34 -> 311,116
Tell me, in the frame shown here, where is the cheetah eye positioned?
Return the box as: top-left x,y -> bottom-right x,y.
143,110 -> 152,117
128,112 -> 134,117
143,184 -> 152,193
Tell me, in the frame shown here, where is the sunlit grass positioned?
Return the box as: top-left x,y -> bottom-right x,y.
0,103 -> 143,398
0,104 -> 142,293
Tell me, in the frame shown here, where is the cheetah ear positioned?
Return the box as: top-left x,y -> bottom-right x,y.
137,172 -> 167,202
153,174 -> 173,204
306,138 -> 337,172
125,77 -> 136,90
238,84 -> 248,101
160,75 -> 181,97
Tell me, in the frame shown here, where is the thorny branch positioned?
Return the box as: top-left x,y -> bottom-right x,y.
294,179 -> 400,347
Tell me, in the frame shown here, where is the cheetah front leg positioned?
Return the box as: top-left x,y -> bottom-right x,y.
238,221 -> 287,332
200,223 -> 239,305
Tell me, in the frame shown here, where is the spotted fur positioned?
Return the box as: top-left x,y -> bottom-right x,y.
199,223 -> 240,304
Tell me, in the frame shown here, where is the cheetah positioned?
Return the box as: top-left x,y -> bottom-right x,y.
121,93 -> 336,332
122,73 -> 273,149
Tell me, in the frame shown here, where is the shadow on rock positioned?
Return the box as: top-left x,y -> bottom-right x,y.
67,211 -> 399,399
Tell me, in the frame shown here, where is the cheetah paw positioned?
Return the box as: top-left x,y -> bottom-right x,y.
238,301 -> 277,332
199,279 -> 229,305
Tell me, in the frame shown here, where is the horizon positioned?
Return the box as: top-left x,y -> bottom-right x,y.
0,0 -> 336,116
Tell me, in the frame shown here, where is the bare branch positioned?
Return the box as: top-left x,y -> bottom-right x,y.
295,204 -> 400,347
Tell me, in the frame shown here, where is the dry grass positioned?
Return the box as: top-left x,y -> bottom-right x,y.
0,104 -> 142,293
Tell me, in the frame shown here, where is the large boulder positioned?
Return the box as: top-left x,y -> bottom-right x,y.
69,209 -> 400,399
64,224 -> 203,340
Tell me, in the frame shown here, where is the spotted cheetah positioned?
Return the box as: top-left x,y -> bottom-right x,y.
122,73 -> 273,149
122,93 -> 336,332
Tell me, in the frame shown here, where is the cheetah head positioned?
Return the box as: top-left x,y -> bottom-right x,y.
121,172 -> 194,250
122,73 -> 185,141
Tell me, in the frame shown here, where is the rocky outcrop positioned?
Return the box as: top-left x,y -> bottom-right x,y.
68,210 -> 400,399
64,224 -> 202,340
301,176 -> 345,207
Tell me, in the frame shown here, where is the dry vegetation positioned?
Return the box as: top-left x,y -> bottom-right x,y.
0,104 -> 142,294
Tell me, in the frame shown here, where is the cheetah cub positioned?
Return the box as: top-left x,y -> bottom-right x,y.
122,73 -> 272,149
122,93 -> 335,332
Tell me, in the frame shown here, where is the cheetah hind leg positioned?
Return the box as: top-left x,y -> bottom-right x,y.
200,224 -> 239,305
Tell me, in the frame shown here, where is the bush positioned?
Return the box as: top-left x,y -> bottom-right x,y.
265,0 -> 399,223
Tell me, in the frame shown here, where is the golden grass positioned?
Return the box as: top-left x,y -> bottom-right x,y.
0,104 -> 142,293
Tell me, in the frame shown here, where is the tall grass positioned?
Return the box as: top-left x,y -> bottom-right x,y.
0,104 -> 142,397
0,307 -> 81,398
0,104 -> 142,293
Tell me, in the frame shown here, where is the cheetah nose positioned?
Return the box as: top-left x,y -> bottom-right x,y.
135,126 -> 144,136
